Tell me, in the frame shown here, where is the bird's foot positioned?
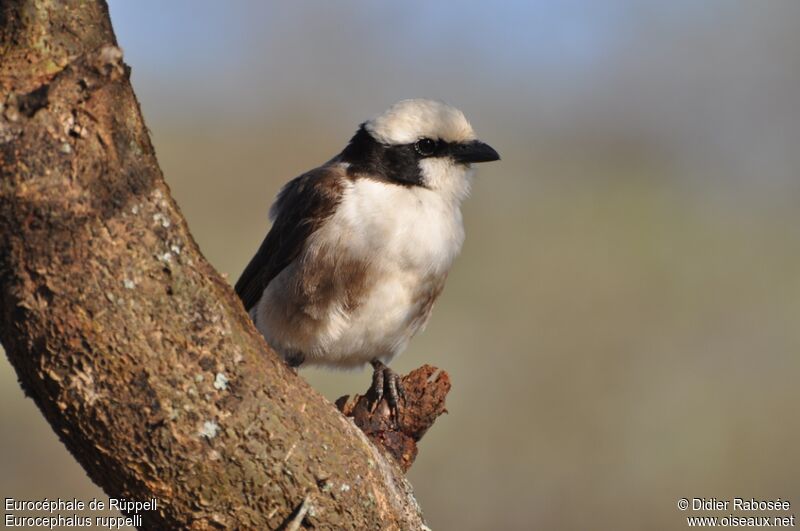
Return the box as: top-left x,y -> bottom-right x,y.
369,360 -> 405,421
284,351 -> 305,374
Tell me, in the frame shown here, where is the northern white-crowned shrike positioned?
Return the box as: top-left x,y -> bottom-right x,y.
236,99 -> 499,411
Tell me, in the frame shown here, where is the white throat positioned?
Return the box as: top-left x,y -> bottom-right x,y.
332,164 -> 467,276
418,158 -> 474,206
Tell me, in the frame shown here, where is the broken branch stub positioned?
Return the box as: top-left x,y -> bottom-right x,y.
336,365 -> 451,472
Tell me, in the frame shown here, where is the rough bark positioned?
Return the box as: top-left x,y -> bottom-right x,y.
0,1 -> 434,529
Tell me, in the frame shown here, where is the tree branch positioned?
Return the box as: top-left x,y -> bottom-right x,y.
0,1 -> 432,528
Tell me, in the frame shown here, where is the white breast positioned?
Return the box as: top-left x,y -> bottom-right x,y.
336,177 -> 465,273
303,176 -> 465,367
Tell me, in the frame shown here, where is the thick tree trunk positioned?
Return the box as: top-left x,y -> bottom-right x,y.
0,2 -> 429,529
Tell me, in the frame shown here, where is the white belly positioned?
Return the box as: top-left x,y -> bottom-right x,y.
314,268 -> 431,367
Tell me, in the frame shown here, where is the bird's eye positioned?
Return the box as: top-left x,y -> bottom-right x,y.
414,138 -> 438,156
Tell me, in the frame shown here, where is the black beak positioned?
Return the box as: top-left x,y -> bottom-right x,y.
451,140 -> 500,164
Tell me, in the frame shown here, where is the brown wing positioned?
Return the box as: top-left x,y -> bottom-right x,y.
235,164 -> 346,312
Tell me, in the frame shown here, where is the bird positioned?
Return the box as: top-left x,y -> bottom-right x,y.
235,99 -> 499,412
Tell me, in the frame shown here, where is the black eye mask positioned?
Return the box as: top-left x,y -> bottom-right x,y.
339,125 -> 498,187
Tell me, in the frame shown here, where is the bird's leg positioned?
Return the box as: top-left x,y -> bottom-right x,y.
369,360 -> 405,418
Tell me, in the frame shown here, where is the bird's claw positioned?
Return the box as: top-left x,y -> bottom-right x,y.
369,360 -> 405,421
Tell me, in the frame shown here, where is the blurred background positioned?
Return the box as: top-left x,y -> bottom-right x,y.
2,1 -> 800,529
